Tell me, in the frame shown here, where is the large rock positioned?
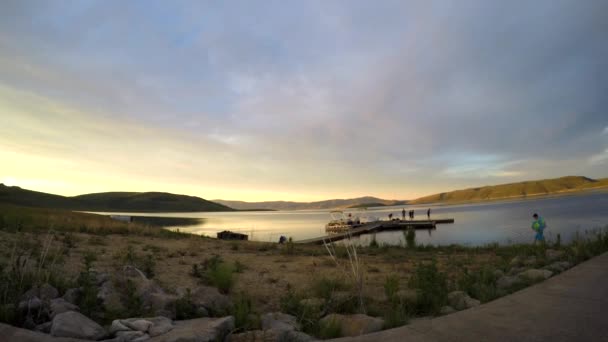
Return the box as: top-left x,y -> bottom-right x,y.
447,291 -> 480,311
50,311 -> 107,340
116,330 -> 147,341
496,276 -> 523,290
545,261 -> 573,273
148,316 -> 234,342
63,288 -> 82,305
227,329 -> 313,342
546,249 -> 565,261
261,312 -> 300,332
190,286 -> 233,315
50,298 -> 80,318
18,296 -> 42,314
518,269 -> 553,281
147,316 -> 174,337
440,306 -> 456,315
40,284 -> 59,301
319,314 -> 384,337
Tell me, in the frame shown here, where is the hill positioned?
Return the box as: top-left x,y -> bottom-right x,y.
409,176 -> 608,204
0,184 -> 234,212
213,196 -> 406,211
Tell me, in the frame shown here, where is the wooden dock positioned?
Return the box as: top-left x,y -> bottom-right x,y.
296,218 -> 454,245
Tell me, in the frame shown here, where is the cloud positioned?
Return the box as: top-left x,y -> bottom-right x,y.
1,1 -> 607,200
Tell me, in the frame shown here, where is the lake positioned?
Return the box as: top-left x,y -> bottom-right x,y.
98,191 -> 608,247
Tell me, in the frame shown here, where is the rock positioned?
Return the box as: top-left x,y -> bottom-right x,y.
493,269 -> 505,278
22,287 -> 40,301
63,288 -> 82,305
440,306 -> 456,315
124,266 -> 148,280
227,330 -> 280,342
50,298 -> 79,318
523,256 -> 537,266
109,320 -> 131,335
320,314 -> 384,337
18,297 -> 42,314
95,273 -> 111,286
191,286 -> 233,315
117,330 -> 146,341
122,319 -> 153,332
447,291 -> 479,311
464,296 -> 480,308
518,269 -> 553,281
35,321 -> 52,334
496,276 -> 522,290
147,316 -> 234,342
98,281 -> 123,311
39,284 -> 59,301
508,266 -> 526,276
545,261 -> 573,273
228,329 -> 313,342
51,311 -> 107,340
509,256 -> 524,266
147,316 -> 174,337
261,312 -> 299,332
133,334 -> 151,342
546,249 -> 565,261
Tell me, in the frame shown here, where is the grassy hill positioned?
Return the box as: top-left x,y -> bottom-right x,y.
0,184 -> 234,212
213,196 -> 406,211
409,176 -> 608,204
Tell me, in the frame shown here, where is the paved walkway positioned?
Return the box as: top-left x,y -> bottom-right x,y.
331,252 -> 608,342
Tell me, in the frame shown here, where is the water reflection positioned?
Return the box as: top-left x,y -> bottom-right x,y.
96,192 -> 608,246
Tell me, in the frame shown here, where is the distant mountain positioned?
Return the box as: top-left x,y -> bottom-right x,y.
0,184 -> 234,212
409,176 -> 608,204
213,196 -> 406,211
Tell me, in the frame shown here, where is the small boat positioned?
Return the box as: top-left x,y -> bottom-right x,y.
325,211 -> 361,233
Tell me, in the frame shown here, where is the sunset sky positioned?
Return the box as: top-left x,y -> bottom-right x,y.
1,1 -> 607,202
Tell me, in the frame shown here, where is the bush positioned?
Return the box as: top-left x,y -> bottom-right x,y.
174,289 -> 198,320
408,261 -> 448,315
318,317 -> 342,339
232,293 -> 258,331
405,229 -> 416,249
457,266 -> 498,303
384,275 -> 399,302
77,252 -> 101,317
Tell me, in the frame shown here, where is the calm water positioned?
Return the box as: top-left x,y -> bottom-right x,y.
99,192 -> 608,247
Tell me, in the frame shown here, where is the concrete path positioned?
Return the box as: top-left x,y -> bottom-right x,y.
332,252 -> 608,342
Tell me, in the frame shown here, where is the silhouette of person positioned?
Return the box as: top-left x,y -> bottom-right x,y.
427,208 -> 431,219
402,208 -> 406,220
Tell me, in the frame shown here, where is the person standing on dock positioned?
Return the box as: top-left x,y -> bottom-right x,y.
427,208 -> 431,219
402,208 -> 406,220
388,213 -> 393,221
531,213 -> 546,244
410,210 -> 415,220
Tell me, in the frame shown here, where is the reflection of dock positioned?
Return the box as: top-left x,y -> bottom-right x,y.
296,219 -> 454,245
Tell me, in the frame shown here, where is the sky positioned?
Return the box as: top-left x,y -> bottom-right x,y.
1,0 -> 607,202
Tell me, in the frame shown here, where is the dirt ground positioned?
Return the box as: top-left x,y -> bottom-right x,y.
0,230 -> 504,314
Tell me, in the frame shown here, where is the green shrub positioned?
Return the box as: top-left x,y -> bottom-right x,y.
405,229 -> 416,249
174,289 -> 198,320
77,252 -> 101,317
408,261 -> 448,315
457,266 -> 498,303
232,293 -> 258,331
142,254 -> 156,278
384,275 -> 399,302
318,317 -> 342,339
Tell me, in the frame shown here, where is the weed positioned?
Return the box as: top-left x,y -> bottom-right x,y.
408,261 -> 448,315
232,293 -> 258,331
318,317 -> 342,339
405,229 -> 416,249
174,289 -> 198,320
